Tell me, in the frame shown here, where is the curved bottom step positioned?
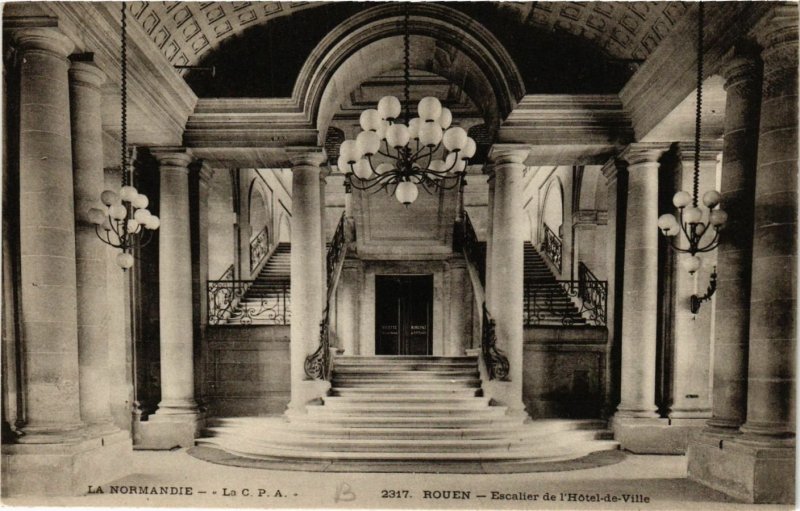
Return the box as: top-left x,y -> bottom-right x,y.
197,416 -> 619,464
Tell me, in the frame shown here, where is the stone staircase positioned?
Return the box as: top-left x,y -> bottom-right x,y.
524,242 -> 586,325
198,356 -> 617,463
230,243 -> 291,324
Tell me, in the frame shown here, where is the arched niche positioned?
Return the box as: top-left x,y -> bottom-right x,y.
248,178 -> 271,241
277,211 -> 291,244
541,178 -> 565,239
577,166 -> 608,213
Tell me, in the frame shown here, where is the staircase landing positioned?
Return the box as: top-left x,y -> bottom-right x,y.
197,356 -> 618,468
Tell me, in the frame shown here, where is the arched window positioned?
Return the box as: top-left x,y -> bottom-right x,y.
542,178 -> 564,239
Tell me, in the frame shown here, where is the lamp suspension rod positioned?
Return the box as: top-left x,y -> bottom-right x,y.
403,4 -> 410,126
121,2 -> 128,187
692,1 -> 704,208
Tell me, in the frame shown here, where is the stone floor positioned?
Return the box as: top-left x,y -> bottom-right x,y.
2,449 -> 792,509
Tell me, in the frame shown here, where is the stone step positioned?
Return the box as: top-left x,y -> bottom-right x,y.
291,414 -> 521,428
330,387 -> 482,397
334,363 -> 478,371
306,404 -> 508,417
203,430 -> 607,453
331,379 -> 482,389
333,369 -> 478,377
197,436 -> 620,461
337,356 -> 477,363
322,395 -> 490,406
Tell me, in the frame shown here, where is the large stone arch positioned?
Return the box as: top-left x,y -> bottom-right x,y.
292,3 -> 525,141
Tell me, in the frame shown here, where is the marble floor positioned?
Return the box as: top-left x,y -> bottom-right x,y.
3,449 -> 791,510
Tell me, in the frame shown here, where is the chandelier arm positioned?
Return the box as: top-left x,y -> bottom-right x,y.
696,230 -> 721,253
138,229 -> 155,249
95,225 -> 117,248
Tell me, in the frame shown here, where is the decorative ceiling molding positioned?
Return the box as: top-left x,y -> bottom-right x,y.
127,2 -> 691,70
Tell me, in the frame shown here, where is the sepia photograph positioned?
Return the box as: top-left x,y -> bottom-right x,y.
0,0 -> 797,509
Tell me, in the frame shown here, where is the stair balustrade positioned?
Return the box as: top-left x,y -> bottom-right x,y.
305,212 -> 348,380
249,226 -> 270,273
456,212 -> 510,381
541,223 -> 562,273
523,261 -> 607,327
208,278 -> 289,325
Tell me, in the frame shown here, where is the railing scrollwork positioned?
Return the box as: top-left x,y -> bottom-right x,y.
482,304 -> 510,381
457,211 -> 509,381
249,227 -> 269,273
207,279 -> 289,325
305,213 -> 348,380
541,223 -> 562,273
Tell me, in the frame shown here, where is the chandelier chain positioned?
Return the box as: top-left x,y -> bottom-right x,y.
121,2 -> 129,188
692,1 -> 704,208
403,4 -> 410,126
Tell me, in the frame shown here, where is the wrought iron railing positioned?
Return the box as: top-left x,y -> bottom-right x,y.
249,227 -> 269,273
541,223 -> 562,273
482,304 -> 510,381
326,213 -> 346,291
459,211 -> 486,285
207,279 -> 289,325
455,212 -> 508,381
219,264 -> 234,282
523,272 -> 607,327
305,213 -> 348,380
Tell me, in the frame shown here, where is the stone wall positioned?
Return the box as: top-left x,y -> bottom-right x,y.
523,327 -> 608,418
203,325 -> 290,417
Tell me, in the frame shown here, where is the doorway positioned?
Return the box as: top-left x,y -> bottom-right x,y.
375,275 -> 433,355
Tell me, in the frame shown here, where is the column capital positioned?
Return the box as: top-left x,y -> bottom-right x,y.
6,23 -> 74,58
152,147 -> 193,171
68,56 -> 105,89
487,144 -> 530,166
754,5 -> 798,50
672,140 -> 724,162
618,143 -> 670,168
722,45 -> 763,93
195,160 -> 215,184
601,156 -> 624,182
287,147 -> 327,168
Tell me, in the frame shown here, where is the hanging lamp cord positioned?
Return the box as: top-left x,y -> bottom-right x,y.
403,4 -> 410,126
120,2 -> 129,188
692,2 -> 704,208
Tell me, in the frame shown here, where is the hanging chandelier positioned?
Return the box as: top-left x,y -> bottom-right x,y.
656,1 -> 727,312
336,5 -> 476,206
87,4 -> 159,269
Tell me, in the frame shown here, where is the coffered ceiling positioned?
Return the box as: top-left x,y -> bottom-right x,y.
129,1 -> 690,80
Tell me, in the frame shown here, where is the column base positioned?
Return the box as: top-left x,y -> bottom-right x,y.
133,410 -> 204,450
286,379 -> 332,416
688,432 -> 796,504
611,416 -> 707,454
2,429 -> 132,497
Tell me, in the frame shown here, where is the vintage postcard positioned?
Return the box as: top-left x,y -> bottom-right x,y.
1,0 -> 796,509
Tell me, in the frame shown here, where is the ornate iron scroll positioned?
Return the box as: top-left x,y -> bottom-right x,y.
482,304 -> 510,381
305,212 -> 348,380
249,227 -> 269,273
541,223 -> 562,273
207,279 -> 289,325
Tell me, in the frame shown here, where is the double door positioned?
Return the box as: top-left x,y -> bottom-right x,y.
375,275 -> 432,356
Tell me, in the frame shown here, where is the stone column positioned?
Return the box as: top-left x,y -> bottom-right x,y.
484,170 -> 495,304
485,146 -> 529,413
614,145 -> 665,419
336,260 -> 360,356
69,56 -> 116,434
287,149 -> 328,413
669,143 -> 722,420
320,170 -> 328,309
739,13 -> 797,444
688,11 -> 797,505
12,26 -> 84,442
601,160 -> 622,417
446,259 -> 470,356
148,149 -> 199,446
705,50 -> 763,433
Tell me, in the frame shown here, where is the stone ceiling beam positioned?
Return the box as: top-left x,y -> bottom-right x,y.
621,2 -> 774,141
